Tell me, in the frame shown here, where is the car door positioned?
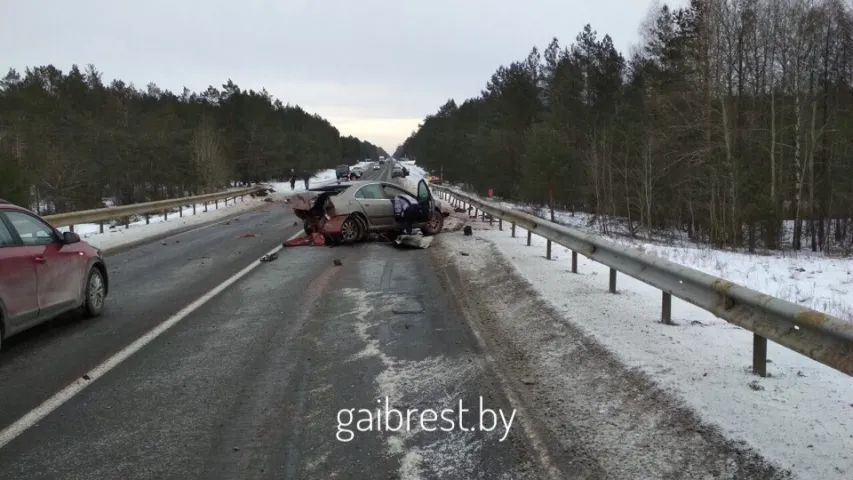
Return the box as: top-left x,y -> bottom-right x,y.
0,213 -> 39,327
4,211 -> 85,317
354,184 -> 394,227
415,179 -> 435,222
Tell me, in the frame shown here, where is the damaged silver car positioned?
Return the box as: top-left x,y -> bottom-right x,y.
291,179 -> 444,244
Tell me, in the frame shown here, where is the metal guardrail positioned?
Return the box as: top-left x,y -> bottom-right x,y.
43,186 -> 268,232
432,184 -> 853,378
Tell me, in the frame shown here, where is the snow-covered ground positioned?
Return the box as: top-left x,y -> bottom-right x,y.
434,186 -> 853,479
58,169 -> 337,252
58,196 -> 269,252
441,187 -> 853,322
269,168 -> 337,193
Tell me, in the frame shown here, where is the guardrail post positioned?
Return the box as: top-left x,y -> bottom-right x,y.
193,203 -> 197,215
609,268 -> 617,293
69,224 -> 74,233
163,209 -> 168,221
661,293 -> 672,324
571,251 -> 578,273
204,201 -> 208,212
526,230 -> 531,246
481,210 -> 485,221
753,335 -> 767,377
179,206 -> 183,218
511,223 -> 516,237
145,214 -> 150,225
546,240 -> 552,259
489,215 -> 493,226
215,199 -> 219,209
99,222 -> 104,234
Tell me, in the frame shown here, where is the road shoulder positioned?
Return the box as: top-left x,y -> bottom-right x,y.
431,231 -> 792,480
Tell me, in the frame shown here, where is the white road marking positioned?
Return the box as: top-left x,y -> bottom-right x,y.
0,229 -> 306,449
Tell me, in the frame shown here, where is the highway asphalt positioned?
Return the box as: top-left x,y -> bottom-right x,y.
0,161 -> 545,479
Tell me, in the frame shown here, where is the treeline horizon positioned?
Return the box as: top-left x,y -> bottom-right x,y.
0,64 -> 387,214
397,0 -> 853,253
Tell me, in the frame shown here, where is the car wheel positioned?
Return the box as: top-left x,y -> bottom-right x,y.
421,209 -> 444,236
352,215 -> 369,241
83,267 -> 106,318
340,216 -> 363,244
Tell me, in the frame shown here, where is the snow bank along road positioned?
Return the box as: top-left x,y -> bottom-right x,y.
0,161 -> 798,479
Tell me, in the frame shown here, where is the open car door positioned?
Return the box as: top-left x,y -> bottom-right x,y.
415,179 -> 434,222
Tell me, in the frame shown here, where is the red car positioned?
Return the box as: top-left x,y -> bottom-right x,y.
0,199 -> 108,352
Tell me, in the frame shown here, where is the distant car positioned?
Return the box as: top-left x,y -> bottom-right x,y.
335,164 -> 351,179
373,165 -> 380,170
379,160 -> 385,165
0,199 -> 108,352
350,168 -> 363,179
391,166 -> 407,178
290,179 -> 444,244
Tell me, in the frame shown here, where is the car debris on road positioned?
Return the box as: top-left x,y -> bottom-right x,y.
260,252 -> 278,262
394,234 -> 433,249
283,234 -> 326,247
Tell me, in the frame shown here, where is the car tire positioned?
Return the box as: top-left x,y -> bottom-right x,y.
82,267 -> 106,318
340,216 -> 363,244
352,215 -> 369,241
421,209 -> 444,236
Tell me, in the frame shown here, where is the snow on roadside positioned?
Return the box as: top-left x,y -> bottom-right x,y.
269,168 -> 337,193
443,211 -> 853,479
440,187 -> 853,322
60,196 -> 268,252
57,169 -> 337,252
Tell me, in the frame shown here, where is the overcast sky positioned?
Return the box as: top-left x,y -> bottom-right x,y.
1,0 -> 685,153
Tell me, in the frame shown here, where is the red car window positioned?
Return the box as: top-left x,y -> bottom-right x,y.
0,215 -> 16,246
4,211 -> 57,246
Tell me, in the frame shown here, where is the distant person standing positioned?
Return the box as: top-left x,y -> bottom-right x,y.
302,170 -> 310,189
